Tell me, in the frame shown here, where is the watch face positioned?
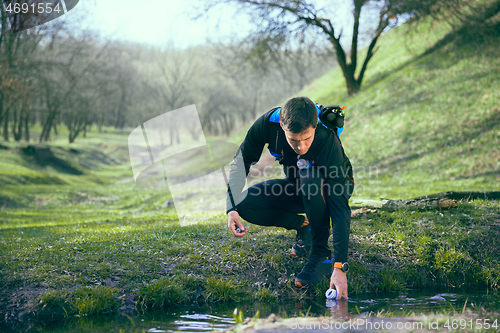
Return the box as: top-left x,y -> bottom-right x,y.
342,262 -> 349,273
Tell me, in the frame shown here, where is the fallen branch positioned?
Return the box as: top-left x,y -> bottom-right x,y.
408,191 -> 500,201
351,191 -> 500,216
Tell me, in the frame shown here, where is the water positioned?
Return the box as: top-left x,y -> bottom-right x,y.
33,291 -> 500,333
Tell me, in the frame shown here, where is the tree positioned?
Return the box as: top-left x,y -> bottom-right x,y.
154,47 -> 201,144
34,30 -> 112,143
0,4 -> 60,141
206,0 -> 438,95
0,62 -> 29,141
195,41 -> 332,135
235,31 -> 335,92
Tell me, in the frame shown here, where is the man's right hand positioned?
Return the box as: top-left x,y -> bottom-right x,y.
228,211 -> 248,237
330,268 -> 348,300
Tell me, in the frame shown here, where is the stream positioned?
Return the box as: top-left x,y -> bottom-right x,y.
34,290 -> 500,332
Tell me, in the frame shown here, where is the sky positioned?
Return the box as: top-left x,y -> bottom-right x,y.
61,0 -> 255,48
52,0 -> 392,50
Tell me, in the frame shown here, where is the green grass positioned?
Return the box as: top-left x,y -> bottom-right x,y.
35,286 -> 122,318
226,18 -> 500,202
299,17 -> 500,200
136,277 -> 188,309
1,176 -> 498,319
1,137 -> 498,321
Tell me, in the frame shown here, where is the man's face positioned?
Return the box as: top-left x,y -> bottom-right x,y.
280,124 -> 316,155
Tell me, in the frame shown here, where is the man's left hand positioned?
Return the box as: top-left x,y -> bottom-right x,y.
330,268 -> 348,300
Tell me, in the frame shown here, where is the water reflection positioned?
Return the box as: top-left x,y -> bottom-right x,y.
33,291 -> 500,333
174,313 -> 235,331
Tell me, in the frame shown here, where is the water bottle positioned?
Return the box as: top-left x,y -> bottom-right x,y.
325,288 -> 337,299
326,299 -> 337,308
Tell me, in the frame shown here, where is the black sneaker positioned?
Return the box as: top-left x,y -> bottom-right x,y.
295,254 -> 333,288
291,226 -> 311,257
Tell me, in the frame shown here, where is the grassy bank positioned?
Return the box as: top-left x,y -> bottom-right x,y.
299,18 -> 500,200
0,135 -> 499,325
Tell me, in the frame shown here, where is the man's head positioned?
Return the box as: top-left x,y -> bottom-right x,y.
280,97 -> 317,155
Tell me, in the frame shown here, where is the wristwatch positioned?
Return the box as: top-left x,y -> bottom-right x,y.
334,262 -> 349,273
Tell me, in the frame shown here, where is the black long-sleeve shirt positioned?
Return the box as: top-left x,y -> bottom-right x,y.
226,106 -> 353,262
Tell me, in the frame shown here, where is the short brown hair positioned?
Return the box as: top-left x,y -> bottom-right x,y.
280,97 -> 318,133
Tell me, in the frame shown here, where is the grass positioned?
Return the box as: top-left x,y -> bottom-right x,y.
1,163 -> 498,320
300,16 -> 500,200
35,286 -> 121,318
1,10 -> 500,330
136,278 -> 187,309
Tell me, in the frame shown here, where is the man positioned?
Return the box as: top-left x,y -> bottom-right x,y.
225,96 -> 354,299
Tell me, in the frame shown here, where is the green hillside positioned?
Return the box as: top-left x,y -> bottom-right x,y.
299,19 -> 500,200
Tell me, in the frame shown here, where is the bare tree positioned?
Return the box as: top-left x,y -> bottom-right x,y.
205,0 -> 447,95
0,62 -> 29,141
0,3 -> 61,141
34,30 -> 111,143
154,47 -> 201,143
236,31 -> 334,92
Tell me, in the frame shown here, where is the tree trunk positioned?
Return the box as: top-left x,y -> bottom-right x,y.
24,113 -> 29,142
12,108 -> 18,141
14,112 -> 23,142
115,88 -> 127,128
40,111 -> 56,142
2,108 -> 8,141
69,131 -> 77,143
67,112 -> 89,144
344,73 -> 361,96
0,94 -> 4,126
43,122 -> 52,142
12,106 -> 23,142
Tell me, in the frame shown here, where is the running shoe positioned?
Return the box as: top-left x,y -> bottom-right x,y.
291,225 -> 311,257
295,254 -> 333,288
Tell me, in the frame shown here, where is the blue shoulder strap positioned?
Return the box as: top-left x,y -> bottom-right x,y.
269,107 -> 281,123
